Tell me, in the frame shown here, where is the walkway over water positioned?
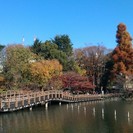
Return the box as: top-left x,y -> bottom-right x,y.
0,90 -> 120,112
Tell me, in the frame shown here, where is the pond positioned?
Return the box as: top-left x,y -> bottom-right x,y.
0,99 -> 133,133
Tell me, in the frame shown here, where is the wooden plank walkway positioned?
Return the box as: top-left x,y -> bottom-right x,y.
0,90 -> 121,112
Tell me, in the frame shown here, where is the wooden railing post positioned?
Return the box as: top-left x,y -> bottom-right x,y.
8,98 -> 10,109
47,91 -> 49,99
39,92 -> 41,101
34,92 -> 36,103
28,93 -> 30,105
14,91 -> 16,99
15,98 -> 18,108
5,92 -> 7,99
10,90 -> 11,99
0,98 -> 2,109
22,94 -> 24,106
55,91 -> 57,99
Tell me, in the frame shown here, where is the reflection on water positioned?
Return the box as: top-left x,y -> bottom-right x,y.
1,100 -> 133,133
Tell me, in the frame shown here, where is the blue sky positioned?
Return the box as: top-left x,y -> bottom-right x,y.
0,0 -> 133,49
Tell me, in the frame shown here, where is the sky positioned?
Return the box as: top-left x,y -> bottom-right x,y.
0,0 -> 133,49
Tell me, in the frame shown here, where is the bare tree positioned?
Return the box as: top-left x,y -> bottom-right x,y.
74,45 -> 110,91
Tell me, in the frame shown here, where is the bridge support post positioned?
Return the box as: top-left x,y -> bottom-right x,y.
29,107 -> 32,111
45,102 -> 48,108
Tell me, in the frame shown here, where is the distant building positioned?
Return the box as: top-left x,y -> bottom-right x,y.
0,61 -> 3,73
125,76 -> 133,90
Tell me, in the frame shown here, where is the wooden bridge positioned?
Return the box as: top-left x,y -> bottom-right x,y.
0,90 -> 120,112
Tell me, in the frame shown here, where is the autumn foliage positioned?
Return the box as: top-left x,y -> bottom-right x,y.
29,59 -> 62,87
74,46 -> 108,89
0,25 -> 132,92
47,76 -> 63,90
4,45 -> 35,88
60,72 -> 95,93
111,23 -> 133,75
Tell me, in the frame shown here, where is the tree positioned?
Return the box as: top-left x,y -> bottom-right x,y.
31,40 -> 68,70
0,46 -> 5,73
0,45 -> 6,89
31,36 -> 77,71
52,34 -> 73,56
112,23 -> 133,75
52,35 -> 76,71
39,41 -> 67,64
60,72 -> 95,93
101,52 -> 114,90
29,59 -> 62,89
30,39 -> 42,55
74,45 -> 109,90
0,44 -> 5,52
3,44 -> 35,89
110,23 -> 133,90
47,76 -> 63,90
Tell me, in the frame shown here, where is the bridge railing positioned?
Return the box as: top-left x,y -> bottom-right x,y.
0,90 -> 121,112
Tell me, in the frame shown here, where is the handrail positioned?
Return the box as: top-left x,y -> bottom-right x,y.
0,90 -> 121,112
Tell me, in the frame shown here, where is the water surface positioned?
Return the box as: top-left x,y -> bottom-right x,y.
0,100 -> 133,133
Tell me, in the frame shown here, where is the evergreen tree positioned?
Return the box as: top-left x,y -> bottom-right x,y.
31,39 -> 68,71
31,35 -> 76,71
0,44 -> 5,51
31,39 -> 42,55
52,35 -> 73,56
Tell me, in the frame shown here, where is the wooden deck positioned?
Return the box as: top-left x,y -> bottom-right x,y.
0,90 -> 120,112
